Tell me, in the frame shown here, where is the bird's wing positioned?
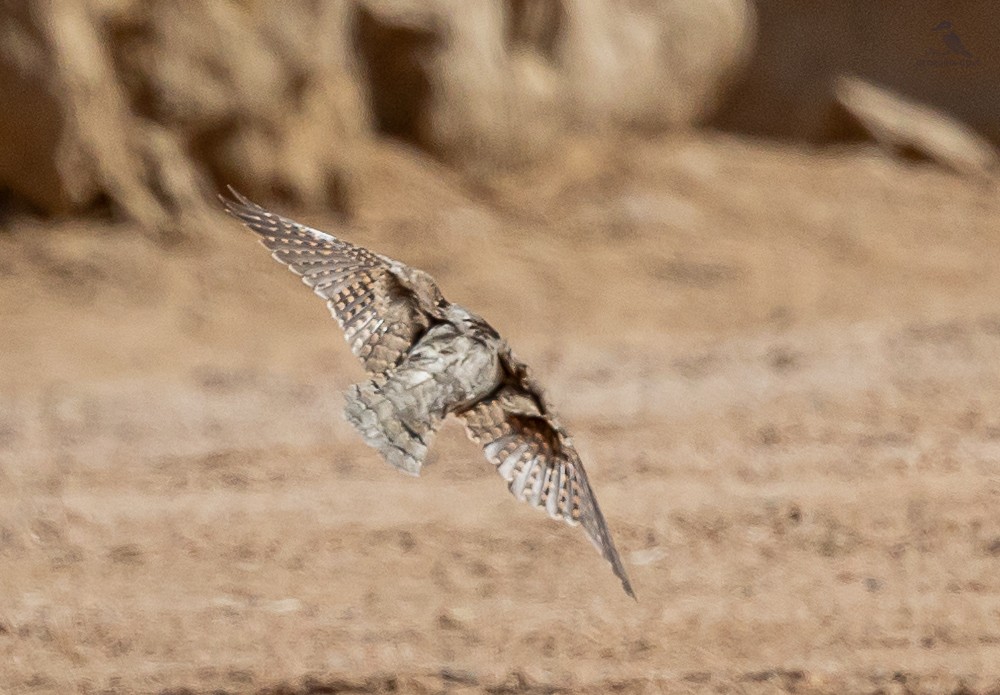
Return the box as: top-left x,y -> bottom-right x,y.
222,189 -> 430,373
458,347 -> 634,598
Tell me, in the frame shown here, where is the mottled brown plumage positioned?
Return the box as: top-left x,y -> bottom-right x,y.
222,189 -> 634,598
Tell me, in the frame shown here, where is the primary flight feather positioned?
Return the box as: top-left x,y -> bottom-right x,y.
222,190 -> 634,598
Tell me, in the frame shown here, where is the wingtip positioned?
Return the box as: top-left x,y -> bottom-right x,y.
613,561 -> 636,600
622,577 -> 637,601
218,186 -> 262,218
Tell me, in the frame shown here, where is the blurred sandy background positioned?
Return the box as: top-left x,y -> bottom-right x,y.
2,2 -> 1000,694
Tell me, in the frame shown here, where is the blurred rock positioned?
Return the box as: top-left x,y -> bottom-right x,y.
712,2 -> 1000,153
107,0 -> 368,210
0,0 -> 752,226
0,0 -> 368,228
0,0 -> 205,230
834,76 -> 997,178
357,0 -> 754,176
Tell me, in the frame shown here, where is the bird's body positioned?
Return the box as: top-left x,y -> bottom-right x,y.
223,190 -> 634,598
932,20 -> 973,58
344,316 -> 503,476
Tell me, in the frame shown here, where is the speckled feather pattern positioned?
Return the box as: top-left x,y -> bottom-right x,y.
459,353 -> 633,597
221,191 -> 426,373
222,190 -> 634,598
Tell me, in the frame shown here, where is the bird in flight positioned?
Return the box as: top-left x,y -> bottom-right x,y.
222,189 -> 634,598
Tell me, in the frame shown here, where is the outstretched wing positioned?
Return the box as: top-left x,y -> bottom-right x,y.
459,348 -> 634,598
222,189 -> 429,373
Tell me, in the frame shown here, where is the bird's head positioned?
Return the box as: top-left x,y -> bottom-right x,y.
442,302 -> 475,325
443,303 -> 499,339
394,266 -> 449,313
933,20 -> 952,31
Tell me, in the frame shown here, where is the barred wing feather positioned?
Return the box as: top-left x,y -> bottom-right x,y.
459,352 -> 634,598
222,190 -> 428,373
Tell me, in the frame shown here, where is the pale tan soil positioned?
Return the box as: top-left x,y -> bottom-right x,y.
2,134 -> 1000,694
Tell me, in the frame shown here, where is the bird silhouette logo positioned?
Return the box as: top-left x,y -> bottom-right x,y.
917,20 -> 977,68
930,20 -> 974,58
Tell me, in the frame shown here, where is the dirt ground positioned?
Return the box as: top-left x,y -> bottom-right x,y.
2,133 -> 1000,694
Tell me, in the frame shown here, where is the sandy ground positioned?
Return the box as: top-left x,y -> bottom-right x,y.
2,134 -> 1000,694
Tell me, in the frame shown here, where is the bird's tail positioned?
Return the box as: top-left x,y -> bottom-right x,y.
343,379 -> 434,476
